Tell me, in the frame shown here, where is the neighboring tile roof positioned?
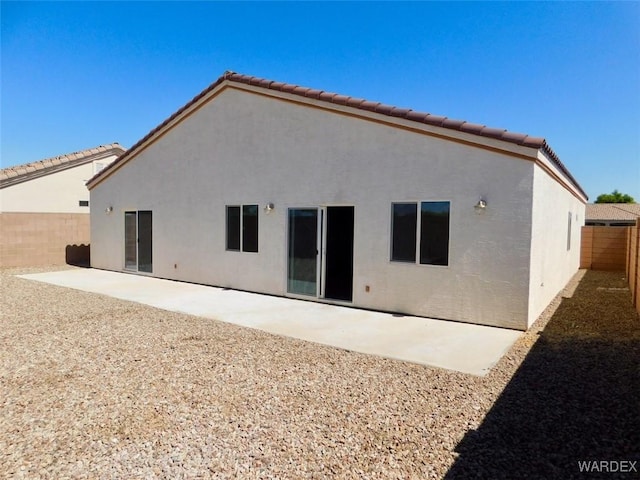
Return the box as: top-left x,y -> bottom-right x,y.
1,143 -> 126,187
585,203 -> 640,221
88,71 -> 586,198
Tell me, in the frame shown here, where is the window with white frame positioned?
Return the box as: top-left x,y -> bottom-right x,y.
226,205 -> 258,252
391,201 -> 450,266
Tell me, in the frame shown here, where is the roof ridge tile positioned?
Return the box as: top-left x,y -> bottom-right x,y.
424,114 -> 446,126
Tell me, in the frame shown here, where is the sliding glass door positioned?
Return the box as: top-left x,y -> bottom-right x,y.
124,210 -> 152,273
287,209 -> 319,296
287,206 -> 354,301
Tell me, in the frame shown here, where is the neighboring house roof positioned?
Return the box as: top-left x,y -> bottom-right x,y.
585,203 -> 640,222
1,143 -> 126,188
87,71 -> 586,199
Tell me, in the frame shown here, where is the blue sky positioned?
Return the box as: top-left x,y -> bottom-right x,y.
2,1 -> 639,201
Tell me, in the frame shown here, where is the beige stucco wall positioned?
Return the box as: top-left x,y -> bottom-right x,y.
527,158 -> 585,326
0,156 -> 117,213
90,86 -> 582,330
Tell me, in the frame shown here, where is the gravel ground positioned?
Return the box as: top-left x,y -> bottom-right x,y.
1,267 -> 637,479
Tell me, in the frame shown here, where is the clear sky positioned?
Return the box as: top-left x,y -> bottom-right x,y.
2,1 -> 639,201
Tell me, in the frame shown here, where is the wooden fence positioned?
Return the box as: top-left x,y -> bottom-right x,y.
580,226 -> 629,271
626,224 -> 640,314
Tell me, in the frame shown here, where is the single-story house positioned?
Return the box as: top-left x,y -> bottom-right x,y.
87,72 -> 587,330
585,203 -> 640,226
0,143 -> 125,267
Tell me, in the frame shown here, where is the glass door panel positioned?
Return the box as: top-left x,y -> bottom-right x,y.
124,212 -> 137,269
138,211 -> 153,273
288,209 -> 318,296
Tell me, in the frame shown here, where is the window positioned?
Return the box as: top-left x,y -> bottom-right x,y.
391,203 -> 417,262
226,205 -> 258,252
79,200 -> 89,207
420,202 -> 450,265
391,201 -> 450,266
226,206 -> 241,250
567,212 -> 572,250
242,205 -> 259,253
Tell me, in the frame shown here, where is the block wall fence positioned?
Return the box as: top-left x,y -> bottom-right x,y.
580,226 -> 628,271
626,223 -> 640,315
0,213 -> 90,267
580,223 -> 640,315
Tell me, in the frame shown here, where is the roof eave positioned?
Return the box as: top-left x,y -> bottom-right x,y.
1,145 -> 126,189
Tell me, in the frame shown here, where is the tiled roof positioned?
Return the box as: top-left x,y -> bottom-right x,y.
585,203 -> 640,221
88,71 -> 585,198
1,143 -> 125,186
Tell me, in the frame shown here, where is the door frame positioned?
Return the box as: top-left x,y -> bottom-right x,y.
124,210 -> 153,273
285,205 -> 354,303
286,207 -> 323,298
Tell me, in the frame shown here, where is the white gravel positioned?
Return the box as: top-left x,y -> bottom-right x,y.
1,266 -> 582,479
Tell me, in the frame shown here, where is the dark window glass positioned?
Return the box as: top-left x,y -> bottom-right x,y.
79,200 -> 89,207
226,206 -> 241,251
124,211 -> 137,269
391,203 -> 417,262
288,209 -> 318,295
420,202 -> 450,266
138,211 -> 153,273
242,205 -> 259,252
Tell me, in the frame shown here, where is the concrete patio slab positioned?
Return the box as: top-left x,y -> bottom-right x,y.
17,269 -> 521,376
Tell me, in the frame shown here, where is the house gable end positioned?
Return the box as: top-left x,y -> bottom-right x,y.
86,72 -> 586,203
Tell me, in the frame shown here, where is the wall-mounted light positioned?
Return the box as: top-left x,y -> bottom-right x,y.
105,206 -> 113,214
264,202 -> 275,214
474,199 -> 487,214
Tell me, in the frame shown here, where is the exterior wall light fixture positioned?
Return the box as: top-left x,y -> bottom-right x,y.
264,203 -> 275,214
474,199 -> 487,214
105,206 -> 113,214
